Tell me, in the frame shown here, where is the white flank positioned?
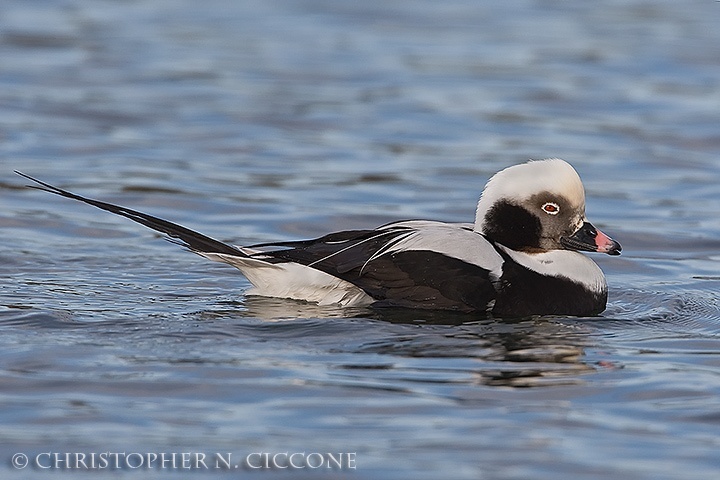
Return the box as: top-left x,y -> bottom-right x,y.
200,252 -> 374,307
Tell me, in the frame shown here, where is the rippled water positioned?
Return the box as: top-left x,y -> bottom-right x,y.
2,1 -> 720,479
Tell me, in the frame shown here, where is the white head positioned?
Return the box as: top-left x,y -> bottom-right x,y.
474,159 -> 588,252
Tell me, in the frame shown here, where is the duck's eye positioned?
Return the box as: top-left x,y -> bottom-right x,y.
542,202 -> 560,215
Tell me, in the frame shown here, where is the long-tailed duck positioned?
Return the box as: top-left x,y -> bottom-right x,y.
17,159 -> 620,316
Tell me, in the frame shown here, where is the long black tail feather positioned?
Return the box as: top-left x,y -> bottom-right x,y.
15,171 -> 245,257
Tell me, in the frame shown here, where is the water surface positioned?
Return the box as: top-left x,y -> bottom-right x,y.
1,1 -> 720,479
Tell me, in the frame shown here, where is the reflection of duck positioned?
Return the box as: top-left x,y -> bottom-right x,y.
329,309 -> 599,389
199,298 -> 602,389
18,159 -> 620,316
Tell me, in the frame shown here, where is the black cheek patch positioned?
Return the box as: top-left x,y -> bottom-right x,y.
483,200 -> 541,250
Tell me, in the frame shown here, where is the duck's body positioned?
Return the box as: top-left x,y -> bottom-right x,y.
17,158 -> 621,317
213,219 -> 608,316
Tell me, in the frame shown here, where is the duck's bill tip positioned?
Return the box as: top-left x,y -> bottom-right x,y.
595,228 -> 622,255
561,222 -> 621,256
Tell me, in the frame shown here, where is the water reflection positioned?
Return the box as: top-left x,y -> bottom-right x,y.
217,296 -> 600,389
358,312 -> 597,389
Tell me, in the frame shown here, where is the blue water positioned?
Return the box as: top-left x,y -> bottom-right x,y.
2,1 -> 720,478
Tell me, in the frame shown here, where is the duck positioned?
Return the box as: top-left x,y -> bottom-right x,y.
16,158 -> 621,317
